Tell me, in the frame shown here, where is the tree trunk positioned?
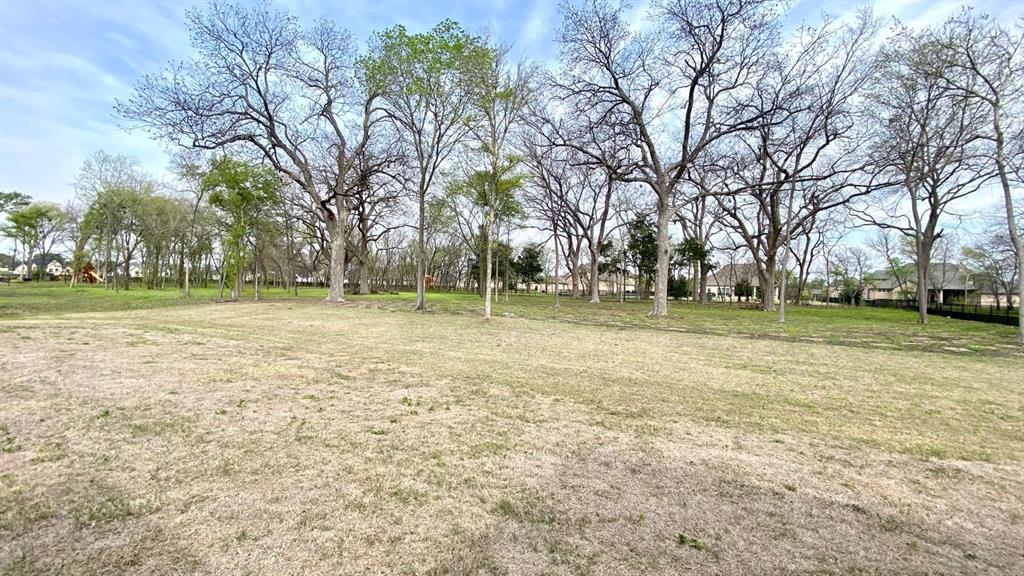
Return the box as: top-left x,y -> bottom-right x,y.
253,243 -> 260,302
325,199 -> 348,303
699,268 -> 709,304
588,242 -> 600,304
991,105 -> 1024,344
778,175 -> 798,323
760,253 -> 776,312
217,258 -> 226,301
619,269 -> 624,304
123,249 -> 131,291
478,234 -> 487,297
553,222 -> 561,309
25,248 -> 34,282
570,249 -> 581,298
504,224 -> 510,303
358,258 -> 370,295
916,251 -> 930,325
232,252 -> 241,301
651,191 -> 670,316
415,186 -> 427,310
484,207 -> 493,320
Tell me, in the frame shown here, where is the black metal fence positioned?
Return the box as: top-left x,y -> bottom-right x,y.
866,299 -> 1019,326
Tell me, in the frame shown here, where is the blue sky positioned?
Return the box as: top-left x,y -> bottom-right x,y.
1,0 -> 1022,205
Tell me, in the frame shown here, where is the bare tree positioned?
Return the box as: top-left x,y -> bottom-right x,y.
708,12 -> 879,320
347,144 -> 410,295
964,217 -> 1021,308
854,25 -> 990,323
118,4 -> 384,302
524,100 -> 628,304
70,151 -> 139,286
788,210 -> 845,305
933,12 -> 1024,343
866,229 -> 914,301
521,136 -> 588,299
553,0 -> 779,316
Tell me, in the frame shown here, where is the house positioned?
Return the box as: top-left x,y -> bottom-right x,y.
538,272 -> 637,296
45,261 -> 66,277
706,263 -> 761,301
863,270 -> 907,302
864,263 -> 1014,306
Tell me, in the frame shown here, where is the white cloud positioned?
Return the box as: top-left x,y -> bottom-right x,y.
518,0 -> 553,48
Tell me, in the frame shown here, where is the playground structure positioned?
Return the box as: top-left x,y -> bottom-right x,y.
76,262 -> 104,284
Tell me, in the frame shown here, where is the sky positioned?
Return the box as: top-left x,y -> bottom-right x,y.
1,0 -> 1022,206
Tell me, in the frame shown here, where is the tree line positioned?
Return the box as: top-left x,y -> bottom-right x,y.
1,0 -> 1021,342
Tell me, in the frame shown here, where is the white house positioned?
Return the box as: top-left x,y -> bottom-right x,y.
46,261 -> 65,276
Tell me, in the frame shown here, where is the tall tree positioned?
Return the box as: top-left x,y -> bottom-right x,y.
464,46 -> 531,318
521,138 -> 589,299
3,202 -> 67,281
855,25 -> 990,323
706,12 -> 879,319
554,0 -> 780,316
119,3 -> 383,302
364,20 -> 491,311
932,12 -> 1024,343
71,151 -> 141,286
202,157 -> 280,301
347,144 -> 409,295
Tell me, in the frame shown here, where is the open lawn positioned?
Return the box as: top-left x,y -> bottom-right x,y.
1,284 -> 1022,574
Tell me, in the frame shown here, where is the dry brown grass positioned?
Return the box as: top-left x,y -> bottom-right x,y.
1,301 -> 1022,575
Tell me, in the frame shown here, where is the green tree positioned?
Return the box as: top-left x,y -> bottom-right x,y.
202,157 -> 280,301
735,278 -> 755,302
138,194 -> 189,289
0,191 -> 31,216
363,20 -> 493,311
82,185 -> 148,290
668,275 -> 691,300
0,191 -> 31,269
626,218 -> 657,299
673,238 -> 714,301
465,46 -> 532,315
513,244 -> 544,291
3,202 -> 66,281
445,169 -> 524,299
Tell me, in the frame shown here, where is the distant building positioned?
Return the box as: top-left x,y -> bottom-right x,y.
539,273 -> 637,296
46,261 -> 66,276
706,263 -> 760,301
864,263 -> 1014,307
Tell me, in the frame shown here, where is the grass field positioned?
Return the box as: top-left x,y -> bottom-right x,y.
1,283 -> 1022,574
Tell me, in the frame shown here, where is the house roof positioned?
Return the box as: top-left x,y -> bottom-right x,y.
868,262 -> 976,291
707,263 -> 760,287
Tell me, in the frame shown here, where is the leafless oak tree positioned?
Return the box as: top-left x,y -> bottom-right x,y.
554,0 -> 780,316
118,4 -> 385,302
